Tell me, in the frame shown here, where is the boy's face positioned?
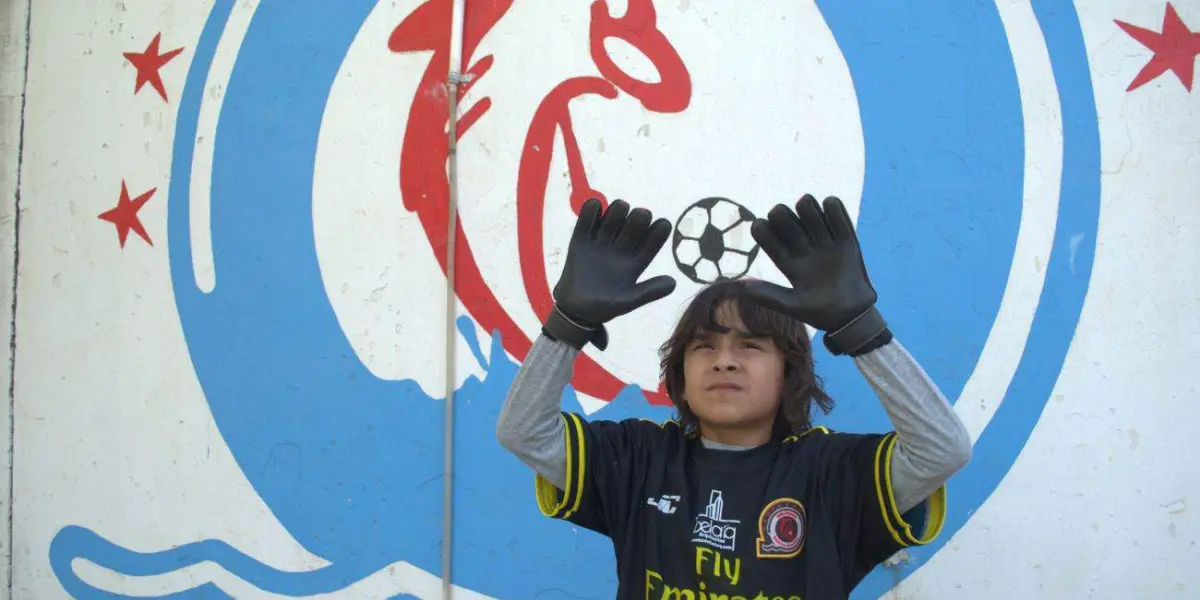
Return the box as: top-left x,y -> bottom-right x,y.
681,302 -> 786,439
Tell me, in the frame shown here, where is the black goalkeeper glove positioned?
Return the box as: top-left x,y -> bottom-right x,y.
744,194 -> 890,356
543,198 -> 677,350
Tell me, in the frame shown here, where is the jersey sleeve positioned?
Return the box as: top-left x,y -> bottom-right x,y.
534,411 -> 664,538
815,429 -> 948,576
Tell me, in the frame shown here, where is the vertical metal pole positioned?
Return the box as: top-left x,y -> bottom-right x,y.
443,0 -> 466,598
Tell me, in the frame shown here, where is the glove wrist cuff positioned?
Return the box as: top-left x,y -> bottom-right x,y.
543,305 -> 608,351
823,306 -> 889,356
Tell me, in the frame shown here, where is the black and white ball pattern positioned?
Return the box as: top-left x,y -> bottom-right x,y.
671,197 -> 760,284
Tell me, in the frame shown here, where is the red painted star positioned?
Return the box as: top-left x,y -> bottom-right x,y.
1115,3 -> 1200,92
122,33 -> 184,102
99,181 -> 155,248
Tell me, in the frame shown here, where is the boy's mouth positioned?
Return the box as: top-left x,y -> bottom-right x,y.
707,382 -> 744,391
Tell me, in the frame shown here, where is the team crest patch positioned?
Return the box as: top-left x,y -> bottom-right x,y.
756,498 -> 806,559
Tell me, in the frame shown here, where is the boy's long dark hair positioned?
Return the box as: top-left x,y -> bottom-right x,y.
657,279 -> 835,438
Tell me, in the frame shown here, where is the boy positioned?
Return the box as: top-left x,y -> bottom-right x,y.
496,196 -> 972,598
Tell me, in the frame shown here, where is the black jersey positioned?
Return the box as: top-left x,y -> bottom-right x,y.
535,412 -> 947,599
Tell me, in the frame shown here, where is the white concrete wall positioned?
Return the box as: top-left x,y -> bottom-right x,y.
7,0 -> 1200,598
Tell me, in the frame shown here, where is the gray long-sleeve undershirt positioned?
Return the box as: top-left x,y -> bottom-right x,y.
495,334 -> 971,515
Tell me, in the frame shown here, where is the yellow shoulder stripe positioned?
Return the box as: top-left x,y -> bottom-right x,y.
872,432 -> 947,546
535,412 -> 588,520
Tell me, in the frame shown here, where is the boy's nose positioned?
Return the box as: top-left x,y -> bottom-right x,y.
711,350 -> 740,371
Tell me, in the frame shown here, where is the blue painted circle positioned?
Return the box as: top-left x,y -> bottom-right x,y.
157,1 -> 1099,599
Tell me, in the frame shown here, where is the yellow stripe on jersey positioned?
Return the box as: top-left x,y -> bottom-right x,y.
783,425 -> 831,443
872,432 -> 948,547
562,412 -> 587,519
535,412 -> 587,520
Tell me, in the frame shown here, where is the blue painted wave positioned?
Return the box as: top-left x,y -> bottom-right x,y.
48,525 -> 418,599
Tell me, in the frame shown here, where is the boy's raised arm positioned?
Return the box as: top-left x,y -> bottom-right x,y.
495,334 -> 577,491
495,198 -> 678,492
853,338 -> 971,514
745,194 -> 972,514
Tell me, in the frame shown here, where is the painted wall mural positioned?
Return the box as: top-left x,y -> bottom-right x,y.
10,0 -> 1199,598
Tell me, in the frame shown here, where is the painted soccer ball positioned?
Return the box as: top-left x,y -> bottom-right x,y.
671,197 -> 761,283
